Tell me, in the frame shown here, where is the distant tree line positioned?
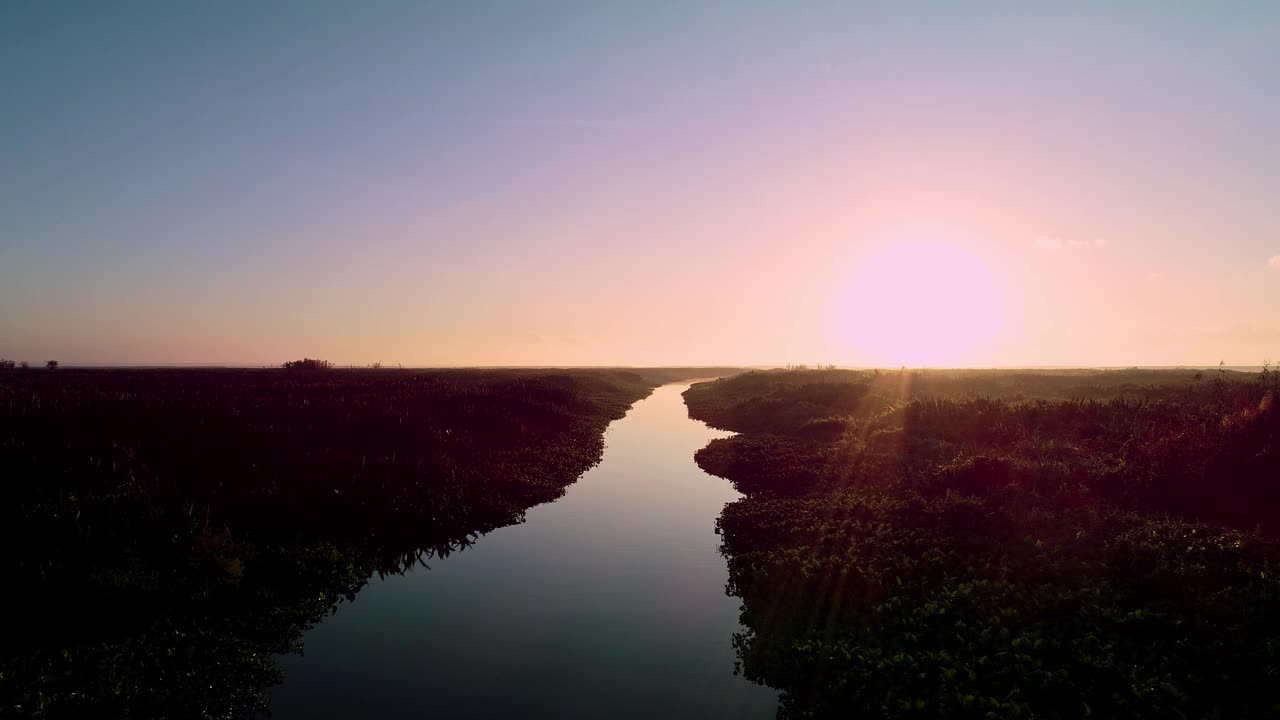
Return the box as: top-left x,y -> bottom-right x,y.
283,358 -> 394,370
0,359 -> 52,370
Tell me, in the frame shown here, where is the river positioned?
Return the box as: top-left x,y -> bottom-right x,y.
269,382 -> 779,718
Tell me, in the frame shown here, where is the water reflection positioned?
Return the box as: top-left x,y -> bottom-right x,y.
270,384 -> 778,719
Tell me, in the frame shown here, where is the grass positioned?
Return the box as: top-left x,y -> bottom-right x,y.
684,367 -> 1280,719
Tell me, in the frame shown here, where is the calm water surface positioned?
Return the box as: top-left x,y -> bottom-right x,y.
271,383 -> 778,718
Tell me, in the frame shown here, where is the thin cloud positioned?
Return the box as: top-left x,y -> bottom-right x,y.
1268,255 -> 1280,269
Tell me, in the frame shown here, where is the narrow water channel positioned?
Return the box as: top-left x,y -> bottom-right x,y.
270,383 -> 779,718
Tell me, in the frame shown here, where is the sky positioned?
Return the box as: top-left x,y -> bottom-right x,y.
2,2 -> 1278,367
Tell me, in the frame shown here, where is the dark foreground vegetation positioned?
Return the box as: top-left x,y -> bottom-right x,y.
0,366 -> 734,718
685,367 -> 1280,719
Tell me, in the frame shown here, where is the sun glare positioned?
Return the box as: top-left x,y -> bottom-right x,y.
842,241 -> 1004,367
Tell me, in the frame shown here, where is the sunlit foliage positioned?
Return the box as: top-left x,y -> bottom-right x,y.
686,367 -> 1280,719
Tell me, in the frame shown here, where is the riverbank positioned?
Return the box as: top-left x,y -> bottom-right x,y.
685,368 -> 1280,719
0,368 -> 735,717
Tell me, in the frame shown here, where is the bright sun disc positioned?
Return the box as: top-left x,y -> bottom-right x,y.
842,241 -> 1004,367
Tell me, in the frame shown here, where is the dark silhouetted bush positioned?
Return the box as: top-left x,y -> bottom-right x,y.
282,357 -> 332,371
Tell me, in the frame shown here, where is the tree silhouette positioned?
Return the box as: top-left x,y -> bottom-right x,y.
281,358 -> 332,371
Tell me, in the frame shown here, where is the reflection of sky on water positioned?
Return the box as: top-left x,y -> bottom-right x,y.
272,383 -> 777,719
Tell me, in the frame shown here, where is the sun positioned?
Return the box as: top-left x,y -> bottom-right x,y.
841,241 -> 1005,367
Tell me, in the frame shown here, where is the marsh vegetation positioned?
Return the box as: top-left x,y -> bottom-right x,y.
0,367 -> 733,718
684,368 -> 1280,719
7,365 -> 1277,719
